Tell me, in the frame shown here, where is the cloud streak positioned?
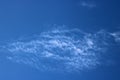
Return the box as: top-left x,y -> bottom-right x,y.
3,27 -> 120,72
79,1 -> 96,8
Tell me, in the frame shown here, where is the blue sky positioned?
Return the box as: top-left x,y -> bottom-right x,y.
0,0 -> 120,80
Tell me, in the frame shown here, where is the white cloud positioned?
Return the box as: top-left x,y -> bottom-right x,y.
110,32 -> 120,42
4,27 -> 120,72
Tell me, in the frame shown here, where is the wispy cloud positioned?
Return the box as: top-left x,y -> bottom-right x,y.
110,32 -> 120,42
79,1 -> 96,8
3,27 -> 120,72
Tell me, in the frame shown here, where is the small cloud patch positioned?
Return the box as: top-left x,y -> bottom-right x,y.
79,1 -> 96,8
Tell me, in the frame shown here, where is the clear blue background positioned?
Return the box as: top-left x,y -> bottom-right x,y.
0,0 -> 120,80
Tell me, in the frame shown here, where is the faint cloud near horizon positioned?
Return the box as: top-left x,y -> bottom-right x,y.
79,1 -> 96,8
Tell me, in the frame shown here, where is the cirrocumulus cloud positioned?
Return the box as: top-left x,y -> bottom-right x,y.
3,26 -> 119,72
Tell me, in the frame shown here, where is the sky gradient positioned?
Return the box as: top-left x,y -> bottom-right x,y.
0,0 -> 120,80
